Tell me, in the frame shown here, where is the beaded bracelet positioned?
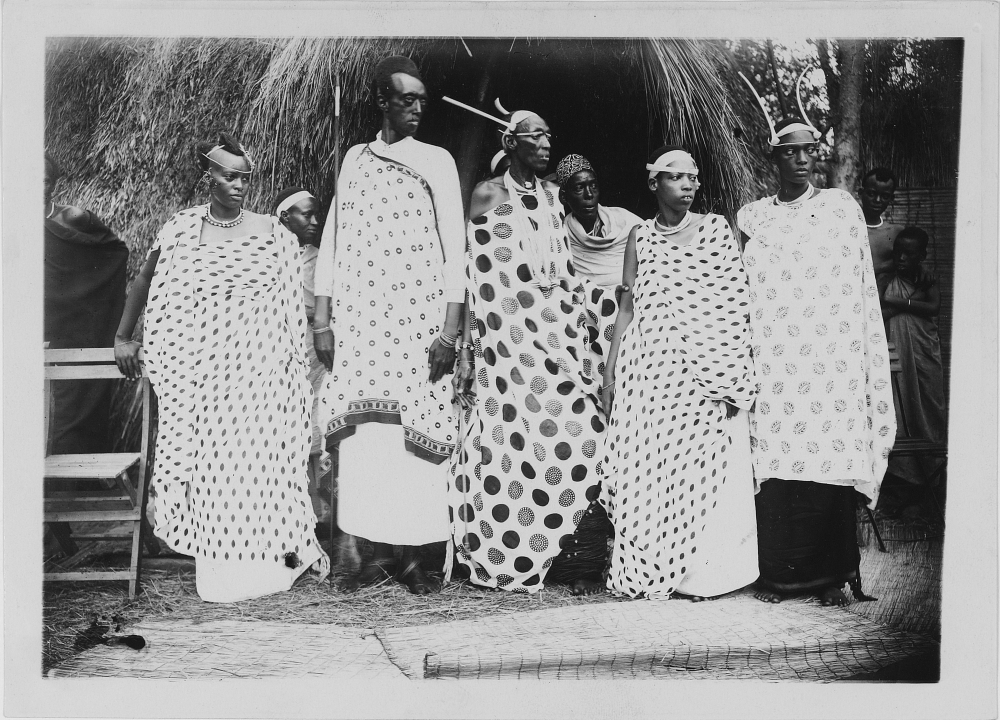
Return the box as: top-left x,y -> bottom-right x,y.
458,341 -> 475,353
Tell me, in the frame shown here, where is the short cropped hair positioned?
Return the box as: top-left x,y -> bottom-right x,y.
372,55 -> 421,104
861,167 -> 898,188
894,226 -> 929,252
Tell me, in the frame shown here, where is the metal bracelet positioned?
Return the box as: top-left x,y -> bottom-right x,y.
313,326 -> 333,335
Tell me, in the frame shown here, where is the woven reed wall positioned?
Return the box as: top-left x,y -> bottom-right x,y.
884,187 -> 957,398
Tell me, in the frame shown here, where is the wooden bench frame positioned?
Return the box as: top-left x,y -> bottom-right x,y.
44,347 -> 157,598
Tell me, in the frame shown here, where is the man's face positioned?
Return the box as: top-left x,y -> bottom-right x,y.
859,176 -> 896,217
380,73 -> 427,138
282,197 -> 321,246
771,130 -> 818,185
561,170 -> 600,223
506,115 -> 552,175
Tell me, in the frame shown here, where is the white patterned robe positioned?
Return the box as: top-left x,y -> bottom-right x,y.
737,189 -> 896,506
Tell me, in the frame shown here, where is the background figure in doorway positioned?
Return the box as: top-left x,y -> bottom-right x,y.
274,187 -> 335,533
557,153 -> 642,399
44,152 -> 129,456
877,227 -> 948,495
859,167 -> 904,276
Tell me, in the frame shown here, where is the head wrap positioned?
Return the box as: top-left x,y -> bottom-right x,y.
738,66 -> 822,146
274,190 -> 314,217
646,149 -> 698,181
556,154 -> 593,188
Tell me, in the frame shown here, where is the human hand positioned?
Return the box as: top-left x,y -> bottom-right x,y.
314,328 -> 335,372
428,336 -> 457,383
114,340 -> 143,381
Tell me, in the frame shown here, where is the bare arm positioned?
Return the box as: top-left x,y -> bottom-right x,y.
113,249 -> 159,380
601,228 -> 639,416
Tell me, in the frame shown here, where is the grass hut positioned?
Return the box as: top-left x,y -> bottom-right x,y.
44,36 -> 770,444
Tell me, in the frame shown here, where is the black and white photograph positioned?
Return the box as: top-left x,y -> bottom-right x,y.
3,2 -> 997,718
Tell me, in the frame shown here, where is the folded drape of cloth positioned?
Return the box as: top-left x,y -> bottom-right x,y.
564,205 -> 642,289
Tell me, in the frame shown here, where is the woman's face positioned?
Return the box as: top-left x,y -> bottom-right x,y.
648,158 -> 699,215
771,129 -> 818,186
206,150 -> 251,210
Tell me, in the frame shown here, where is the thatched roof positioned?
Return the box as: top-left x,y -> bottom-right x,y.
46,37 -> 770,282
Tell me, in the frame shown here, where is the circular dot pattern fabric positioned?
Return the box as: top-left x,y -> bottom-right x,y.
315,147 -> 456,462
142,208 -> 319,573
449,189 -> 606,593
737,189 -> 895,503
600,215 -> 757,598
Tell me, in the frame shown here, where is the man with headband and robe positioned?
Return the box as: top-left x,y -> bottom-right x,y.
736,71 -> 895,607
447,100 -> 609,595
274,187 -> 333,531
313,56 -> 465,595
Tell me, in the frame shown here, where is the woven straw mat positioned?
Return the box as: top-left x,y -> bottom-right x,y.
377,591 -> 938,680
48,620 -> 403,679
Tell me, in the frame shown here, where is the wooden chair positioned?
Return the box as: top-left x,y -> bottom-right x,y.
44,347 -> 158,598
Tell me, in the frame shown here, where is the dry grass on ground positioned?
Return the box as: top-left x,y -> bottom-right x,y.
43,563 -> 627,674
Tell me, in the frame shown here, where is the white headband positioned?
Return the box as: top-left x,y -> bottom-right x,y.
646,150 -> 698,180
490,149 -> 508,174
773,122 -> 822,145
495,99 -> 539,136
275,191 -> 314,217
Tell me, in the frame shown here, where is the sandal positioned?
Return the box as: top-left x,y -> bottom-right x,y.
397,560 -> 440,595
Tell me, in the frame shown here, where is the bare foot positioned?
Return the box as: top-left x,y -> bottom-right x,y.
671,591 -> 710,602
753,584 -> 783,603
818,586 -> 849,606
570,578 -> 605,596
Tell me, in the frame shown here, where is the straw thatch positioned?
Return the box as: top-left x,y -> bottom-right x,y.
46,36 -> 769,447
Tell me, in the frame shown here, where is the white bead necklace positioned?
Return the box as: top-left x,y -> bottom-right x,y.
774,184 -> 815,207
653,210 -> 692,235
204,205 -> 244,228
866,218 -> 884,229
